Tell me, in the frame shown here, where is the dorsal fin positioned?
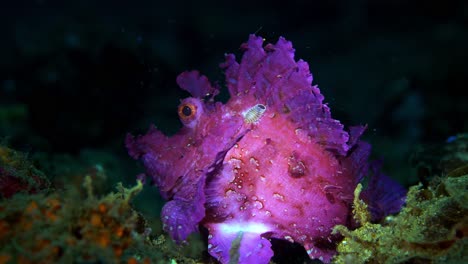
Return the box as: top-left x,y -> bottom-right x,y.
221,35 -> 356,155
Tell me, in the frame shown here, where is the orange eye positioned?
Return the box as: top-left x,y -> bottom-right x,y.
178,102 -> 197,122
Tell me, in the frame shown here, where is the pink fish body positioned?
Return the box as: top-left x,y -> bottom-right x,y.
126,35 -> 374,263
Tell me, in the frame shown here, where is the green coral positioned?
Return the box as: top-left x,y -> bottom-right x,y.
333,174 -> 468,263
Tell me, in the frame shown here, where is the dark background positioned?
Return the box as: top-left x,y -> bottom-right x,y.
1,0 -> 467,189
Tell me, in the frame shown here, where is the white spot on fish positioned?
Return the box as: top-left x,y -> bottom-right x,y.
253,201 -> 264,209
273,193 -> 285,201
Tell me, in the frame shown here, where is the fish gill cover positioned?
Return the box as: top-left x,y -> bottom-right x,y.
125,35 -> 406,263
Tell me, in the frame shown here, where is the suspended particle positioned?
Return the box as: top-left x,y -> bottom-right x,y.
243,104 -> 266,124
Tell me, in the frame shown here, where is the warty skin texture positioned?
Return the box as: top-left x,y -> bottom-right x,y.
126,35 -> 403,263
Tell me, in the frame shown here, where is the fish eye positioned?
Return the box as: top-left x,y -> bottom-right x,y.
181,105 -> 192,117
177,98 -> 204,128
177,101 -> 198,124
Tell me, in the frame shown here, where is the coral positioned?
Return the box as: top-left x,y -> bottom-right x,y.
0,176 -> 149,263
31,148 -> 124,194
333,172 -> 468,263
0,176 -> 201,263
0,145 -> 50,198
0,146 -> 207,264
410,133 -> 468,184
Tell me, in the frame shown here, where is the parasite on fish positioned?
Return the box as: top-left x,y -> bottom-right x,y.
243,104 -> 266,124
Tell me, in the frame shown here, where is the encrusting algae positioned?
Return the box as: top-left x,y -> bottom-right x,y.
333,171 -> 467,263
0,145 -> 50,198
0,175 -> 149,263
0,145 -> 203,264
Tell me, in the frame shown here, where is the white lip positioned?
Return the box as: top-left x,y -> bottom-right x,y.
217,221 -> 271,235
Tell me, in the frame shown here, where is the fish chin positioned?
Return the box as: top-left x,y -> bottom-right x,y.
206,221 -> 274,264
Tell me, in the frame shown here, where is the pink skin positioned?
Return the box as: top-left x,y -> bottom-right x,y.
126,35 -> 372,264
203,96 -> 366,263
